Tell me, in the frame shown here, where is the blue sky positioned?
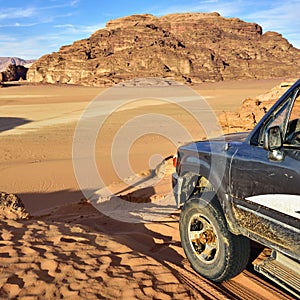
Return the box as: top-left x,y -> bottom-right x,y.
1,0 -> 300,59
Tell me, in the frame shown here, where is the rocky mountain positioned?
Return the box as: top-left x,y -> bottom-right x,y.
27,13 -> 300,86
0,57 -> 35,72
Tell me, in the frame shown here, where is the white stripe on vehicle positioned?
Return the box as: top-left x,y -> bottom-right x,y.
245,194 -> 300,220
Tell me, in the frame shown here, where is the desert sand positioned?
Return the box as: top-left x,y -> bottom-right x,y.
0,78 -> 294,299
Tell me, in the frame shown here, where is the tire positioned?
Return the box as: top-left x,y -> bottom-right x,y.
179,193 -> 250,282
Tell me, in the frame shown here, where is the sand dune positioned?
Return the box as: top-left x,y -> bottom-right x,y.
0,78 -> 292,299
0,198 -> 292,299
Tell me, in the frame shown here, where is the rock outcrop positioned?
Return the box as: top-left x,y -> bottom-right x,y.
0,192 -> 30,220
0,57 -> 35,72
27,13 -> 300,86
219,80 -> 296,133
1,64 -> 28,82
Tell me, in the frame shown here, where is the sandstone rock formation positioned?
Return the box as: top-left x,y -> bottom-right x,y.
27,13 -> 300,86
0,192 -> 30,220
1,64 -> 28,82
219,80 -> 296,133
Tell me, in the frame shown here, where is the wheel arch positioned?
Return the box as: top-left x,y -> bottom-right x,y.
177,168 -> 241,235
178,165 -> 227,209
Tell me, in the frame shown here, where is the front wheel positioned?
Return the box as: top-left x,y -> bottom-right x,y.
179,194 -> 250,282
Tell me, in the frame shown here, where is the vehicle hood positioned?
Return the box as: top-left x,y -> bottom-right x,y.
179,132 -> 249,153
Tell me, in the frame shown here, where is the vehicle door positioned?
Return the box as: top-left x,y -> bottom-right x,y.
228,86 -> 300,258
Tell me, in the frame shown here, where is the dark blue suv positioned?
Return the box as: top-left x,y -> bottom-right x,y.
172,79 -> 300,297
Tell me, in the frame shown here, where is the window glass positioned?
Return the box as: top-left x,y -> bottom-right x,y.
258,99 -> 290,145
285,90 -> 300,146
289,90 -> 300,120
267,101 -> 290,131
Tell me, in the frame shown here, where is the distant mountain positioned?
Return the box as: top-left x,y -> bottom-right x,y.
27,12 -> 300,86
0,57 -> 35,72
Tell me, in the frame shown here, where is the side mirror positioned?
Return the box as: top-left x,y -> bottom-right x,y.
264,126 -> 284,161
264,126 -> 283,151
